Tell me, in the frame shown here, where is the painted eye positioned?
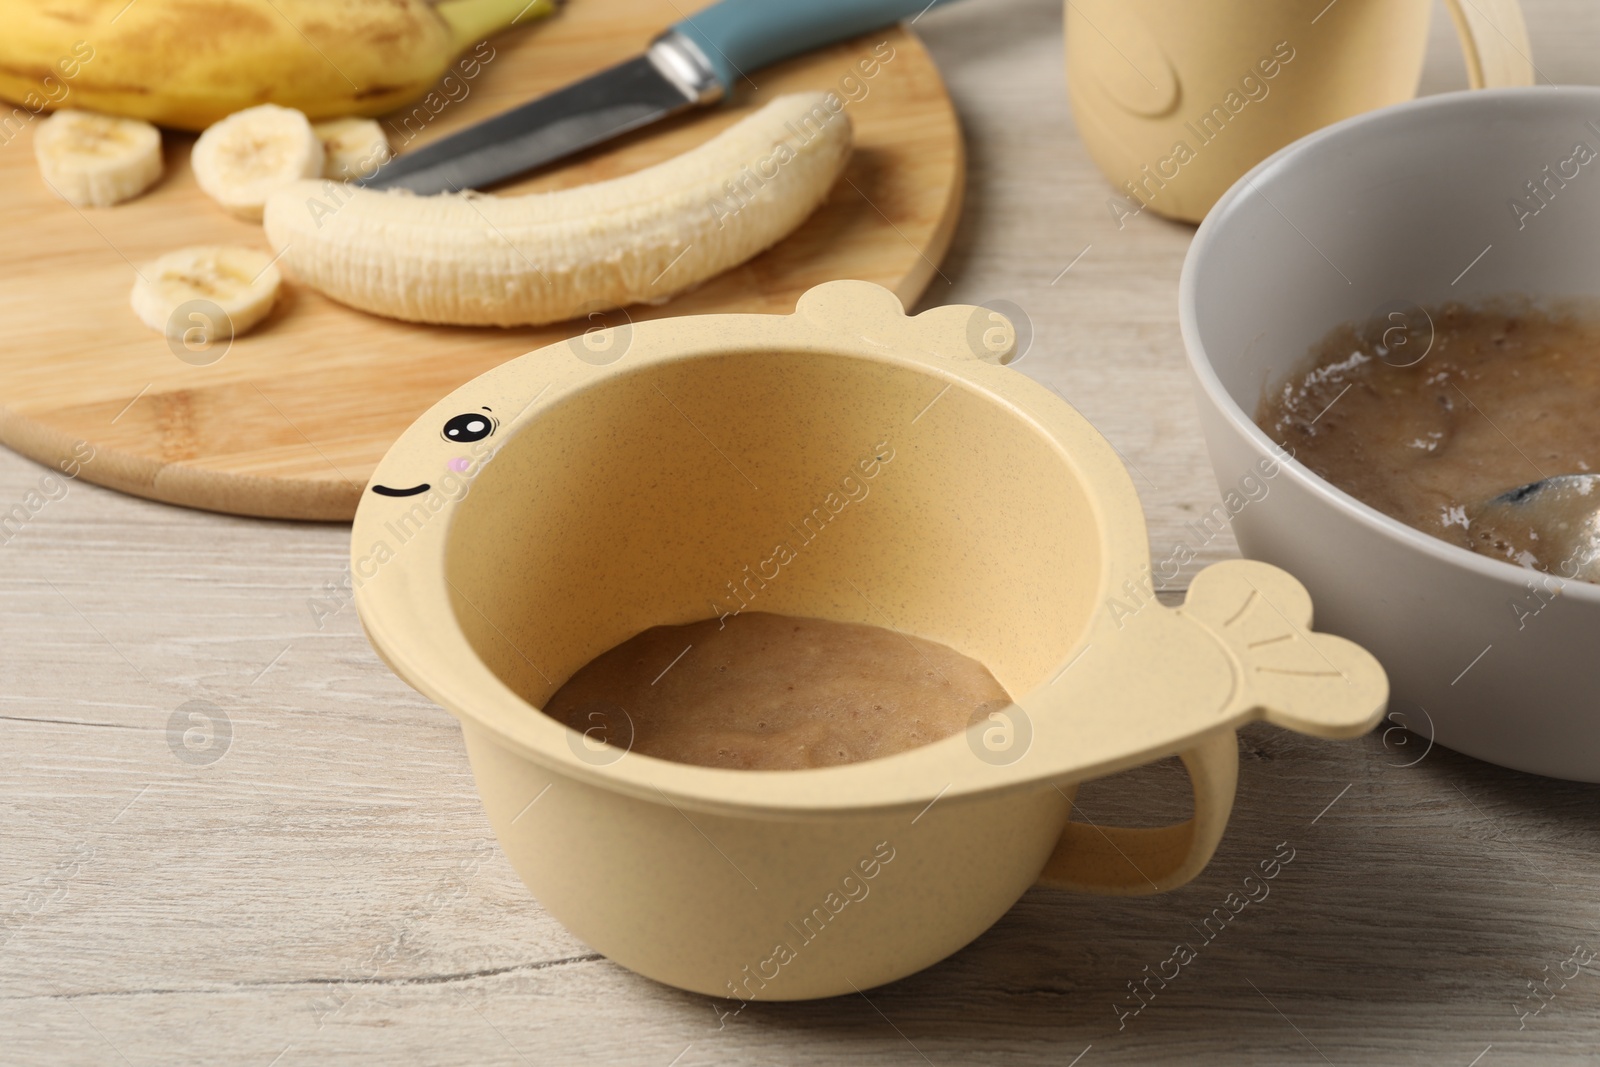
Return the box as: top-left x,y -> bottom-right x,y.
442,412 -> 495,443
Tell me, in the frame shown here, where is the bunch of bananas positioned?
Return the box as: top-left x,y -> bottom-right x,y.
0,0 -> 556,131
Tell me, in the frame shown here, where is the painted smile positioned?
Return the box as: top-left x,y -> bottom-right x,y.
371,483 -> 431,498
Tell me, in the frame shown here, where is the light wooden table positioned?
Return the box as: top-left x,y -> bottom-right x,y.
4,2 -> 1598,1064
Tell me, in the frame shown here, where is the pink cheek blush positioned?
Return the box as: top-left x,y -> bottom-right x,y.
447,457 -> 470,473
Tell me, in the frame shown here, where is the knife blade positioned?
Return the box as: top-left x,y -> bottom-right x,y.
358,33 -> 719,195
359,0 -> 958,195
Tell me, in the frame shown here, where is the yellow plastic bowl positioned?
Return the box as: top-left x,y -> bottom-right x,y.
353,281 -> 1386,1000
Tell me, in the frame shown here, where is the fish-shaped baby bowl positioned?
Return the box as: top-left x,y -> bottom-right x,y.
353,280 -> 1387,1000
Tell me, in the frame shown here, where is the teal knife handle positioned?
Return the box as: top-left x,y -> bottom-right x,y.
671,0 -> 958,91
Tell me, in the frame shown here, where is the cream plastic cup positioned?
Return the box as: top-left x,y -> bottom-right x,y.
1066,0 -> 1533,222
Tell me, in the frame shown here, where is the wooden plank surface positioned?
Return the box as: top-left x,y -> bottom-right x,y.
3,1 -> 1599,1064
0,0 -> 962,520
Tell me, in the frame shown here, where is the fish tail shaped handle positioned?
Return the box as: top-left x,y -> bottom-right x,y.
1035,559 -> 1386,896
1178,559 -> 1389,739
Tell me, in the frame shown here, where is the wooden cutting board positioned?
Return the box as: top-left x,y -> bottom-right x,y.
0,1 -> 962,521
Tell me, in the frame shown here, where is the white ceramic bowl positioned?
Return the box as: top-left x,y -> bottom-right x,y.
1180,87 -> 1600,783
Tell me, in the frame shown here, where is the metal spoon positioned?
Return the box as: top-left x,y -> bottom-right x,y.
1472,474 -> 1600,582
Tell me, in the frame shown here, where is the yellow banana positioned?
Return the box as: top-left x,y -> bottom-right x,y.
0,0 -> 556,132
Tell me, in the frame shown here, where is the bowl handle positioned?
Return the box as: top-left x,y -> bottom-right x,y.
1030,559 -> 1386,896
1180,559 -> 1390,739
1035,726 -> 1238,896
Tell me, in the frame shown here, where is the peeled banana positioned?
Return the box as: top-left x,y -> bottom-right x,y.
262,93 -> 854,328
0,0 -> 557,132
131,246 -> 282,341
34,110 -> 163,207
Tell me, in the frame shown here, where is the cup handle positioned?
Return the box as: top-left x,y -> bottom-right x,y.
1029,558 -> 1385,897
1442,0 -> 1533,88
1034,727 -> 1238,896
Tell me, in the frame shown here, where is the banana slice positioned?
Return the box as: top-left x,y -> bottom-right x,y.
192,104 -> 324,221
34,110 -> 163,207
130,245 -> 282,341
262,92 -> 853,327
314,118 -> 392,182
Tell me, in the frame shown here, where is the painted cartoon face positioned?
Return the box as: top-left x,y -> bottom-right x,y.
370,407 -> 499,497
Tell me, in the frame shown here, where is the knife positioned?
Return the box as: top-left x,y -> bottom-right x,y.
360,0 -> 957,195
